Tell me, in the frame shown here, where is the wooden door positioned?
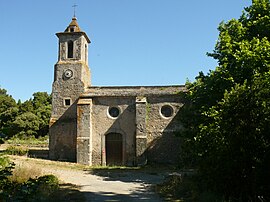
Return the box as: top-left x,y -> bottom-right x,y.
105,133 -> 123,166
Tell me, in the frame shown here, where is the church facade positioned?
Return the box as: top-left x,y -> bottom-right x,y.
49,17 -> 186,166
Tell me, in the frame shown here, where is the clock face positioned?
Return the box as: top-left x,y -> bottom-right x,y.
64,69 -> 73,79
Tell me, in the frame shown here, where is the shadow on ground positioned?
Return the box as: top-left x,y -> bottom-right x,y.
52,183 -> 86,202
89,167 -> 166,183
81,167 -> 168,201
28,149 -> 49,159
83,188 -> 161,202
1,145 -> 170,202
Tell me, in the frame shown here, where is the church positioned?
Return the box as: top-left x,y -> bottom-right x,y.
49,17 -> 186,166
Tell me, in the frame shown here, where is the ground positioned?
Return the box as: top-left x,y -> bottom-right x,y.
8,155 -> 167,201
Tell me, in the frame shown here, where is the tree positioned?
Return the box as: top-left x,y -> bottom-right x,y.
10,112 -> 40,138
179,0 -> 270,199
198,74 -> 270,199
32,92 -> 51,109
0,88 -> 51,138
0,88 -> 18,136
32,92 -> 51,137
13,92 -> 52,138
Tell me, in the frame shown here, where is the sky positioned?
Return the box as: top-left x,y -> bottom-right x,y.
0,0 -> 252,101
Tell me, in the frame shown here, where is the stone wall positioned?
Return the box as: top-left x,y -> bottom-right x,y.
50,85 -> 185,165
49,101 -> 77,161
78,85 -> 185,165
146,96 -> 183,164
91,96 -> 136,166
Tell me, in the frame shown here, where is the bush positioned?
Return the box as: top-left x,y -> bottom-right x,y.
0,156 -> 60,201
6,135 -> 49,147
5,145 -> 29,156
0,155 -> 15,198
157,173 -> 195,201
13,175 -> 59,201
157,173 -> 225,202
9,164 -> 42,184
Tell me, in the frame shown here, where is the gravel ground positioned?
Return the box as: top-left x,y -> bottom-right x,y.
10,156 -> 165,202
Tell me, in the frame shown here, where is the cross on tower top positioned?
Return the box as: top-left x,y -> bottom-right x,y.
72,4 -> 78,18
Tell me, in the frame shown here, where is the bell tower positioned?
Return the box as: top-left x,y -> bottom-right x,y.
51,17 -> 91,121
49,17 -> 91,161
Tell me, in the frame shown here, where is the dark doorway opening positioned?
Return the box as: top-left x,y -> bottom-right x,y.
105,133 -> 123,166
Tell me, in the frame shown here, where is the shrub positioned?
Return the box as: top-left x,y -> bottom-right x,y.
14,175 -> 59,201
0,156 -> 60,201
0,155 -> 15,199
6,135 -> 49,147
5,145 -> 29,156
7,175 -> 59,201
157,173 -> 225,201
9,164 -> 42,184
157,174 -> 194,201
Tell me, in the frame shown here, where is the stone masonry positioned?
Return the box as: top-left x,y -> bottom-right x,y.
49,17 -> 186,166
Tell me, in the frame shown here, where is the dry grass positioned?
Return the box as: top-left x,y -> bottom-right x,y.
5,145 -> 29,156
1,155 -> 86,201
8,163 -> 43,183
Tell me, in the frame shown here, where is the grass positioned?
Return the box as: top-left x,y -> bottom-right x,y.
9,163 -> 42,184
1,156 -> 86,202
6,135 -> 49,147
9,155 -> 89,171
4,145 -> 29,156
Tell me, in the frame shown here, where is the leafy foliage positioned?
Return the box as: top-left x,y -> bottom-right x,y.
0,89 -> 51,138
0,155 -> 59,201
12,175 -> 59,201
0,155 -> 15,190
5,146 -> 29,156
179,0 -> 270,200
0,89 -> 18,136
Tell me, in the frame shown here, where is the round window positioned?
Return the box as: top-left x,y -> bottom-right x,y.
161,105 -> 174,118
108,107 -> 120,118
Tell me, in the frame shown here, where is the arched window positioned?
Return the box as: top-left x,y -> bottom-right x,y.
67,41 -> 74,58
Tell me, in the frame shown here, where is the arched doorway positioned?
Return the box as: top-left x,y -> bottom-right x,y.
105,133 -> 123,166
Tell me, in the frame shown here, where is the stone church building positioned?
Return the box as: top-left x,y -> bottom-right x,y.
49,17 -> 186,166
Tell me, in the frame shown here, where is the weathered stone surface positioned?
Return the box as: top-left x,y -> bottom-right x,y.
77,100 -> 92,165
49,18 -> 91,163
49,17 -> 186,166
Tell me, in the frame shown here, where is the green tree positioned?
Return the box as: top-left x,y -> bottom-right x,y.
32,92 -> 51,109
180,0 -> 270,199
18,99 -> 34,114
0,88 -> 18,136
15,92 -> 51,137
10,112 -> 40,138
0,88 -> 52,138
32,92 -> 51,137
198,74 -> 270,199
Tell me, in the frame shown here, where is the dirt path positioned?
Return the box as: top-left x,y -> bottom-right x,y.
10,156 -> 165,201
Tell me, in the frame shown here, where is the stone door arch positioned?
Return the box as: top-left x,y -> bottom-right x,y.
105,133 -> 123,166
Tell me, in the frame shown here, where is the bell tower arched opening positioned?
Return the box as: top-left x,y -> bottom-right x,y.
67,40 -> 74,58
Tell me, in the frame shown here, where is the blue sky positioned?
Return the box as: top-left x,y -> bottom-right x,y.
1,0 -> 252,101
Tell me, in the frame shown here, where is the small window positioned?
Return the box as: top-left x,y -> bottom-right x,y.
67,41 -> 74,58
85,44 -> 87,62
64,98 -> 71,106
160,105 -> 174,118
70,27 -> 74,32
108,107 -> 120,118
